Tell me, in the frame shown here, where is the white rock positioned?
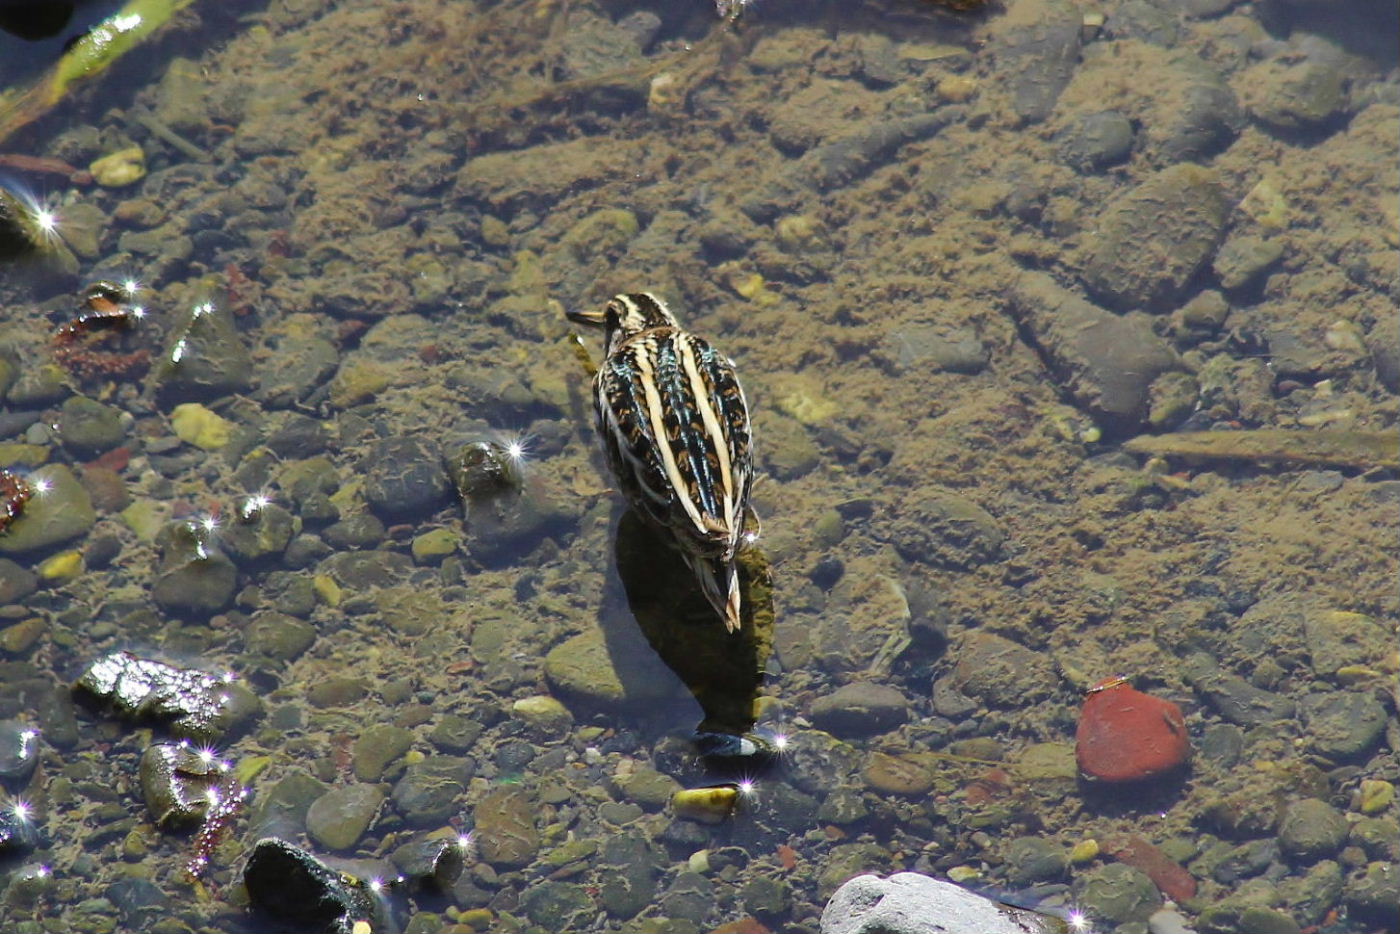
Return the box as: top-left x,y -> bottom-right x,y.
1148,908 -> 1198,934
820,872 -> 1066,934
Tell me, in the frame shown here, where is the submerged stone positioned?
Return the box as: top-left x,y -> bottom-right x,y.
139,741 -> 232,828
1075,679 -> 1190,783
391,835 -> 466,892
243,837 -> 379,933
73,650 -> 257,742
151,519 -> 238,615
0,464 -> 96,555
821,872 -> 1067,933
0,721 -> 41,786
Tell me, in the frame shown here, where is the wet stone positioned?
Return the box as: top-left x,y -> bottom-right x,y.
1073,862 -> 1162,925
249,769 -> 327,839
306,783 -> 384,851
1213,234 -> 1284,291
1183,652 -> 1295,726
1345,860 -> 1400,927
243,837 -> 378,933
363,436 -> 450,519
139,742 -> 231,828
220,503 -> 296,563
598,832 -> 660,918
0,721 -> 40,785
521,881 -> 594,928
0,464 -> 96,555
1278,798 -> 1348,862
1059,110 -> 1135,172
886,486 -> 1004,568
1082,163 -> 1229,311
810,682 -> 910,737
155,299 -> 253,401
950,631 -> 1056,707
244,610 -> 316,662
306,677 -> 368,709
392,756 -> 471,827
151,520 -> 238,616
353,724 -> 415,782
473,785 -> 539,867
0,800 -> 40,856
863,751 -> 935,796
323,513 -> 386,549
74,651 -> 256,743
57,396 -> 125,457
428,714 -> 482,754
1007,836 -> 1068,886
822,871 -> 1067,934
392,835 -> 466,892
1243,61 -> 1347,132
1300,690 -> 1386,759
0,558 -> 38,605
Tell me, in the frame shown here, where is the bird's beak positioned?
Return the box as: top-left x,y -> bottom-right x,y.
565,307 -> 607,326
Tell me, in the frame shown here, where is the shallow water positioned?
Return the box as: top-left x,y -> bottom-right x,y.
0,1 -> 1396,933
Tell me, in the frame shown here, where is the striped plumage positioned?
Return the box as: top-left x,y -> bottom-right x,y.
568,293 -> 754,633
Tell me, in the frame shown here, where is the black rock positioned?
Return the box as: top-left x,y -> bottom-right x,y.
1059,111 -> 1135,172
390,835 -> 466,892
0,720 -> 40,786
0,799 -> 40,855
243,837 -> 379,934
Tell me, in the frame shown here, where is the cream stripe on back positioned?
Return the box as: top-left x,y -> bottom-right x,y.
633,346 -> 707,533
678,336 -> 735,535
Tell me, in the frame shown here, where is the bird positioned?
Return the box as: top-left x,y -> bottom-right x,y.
567,292 -> 754,632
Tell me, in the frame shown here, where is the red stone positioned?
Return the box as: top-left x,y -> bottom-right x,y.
1075,679 -> 1190,783
1103,833 -> 1198,901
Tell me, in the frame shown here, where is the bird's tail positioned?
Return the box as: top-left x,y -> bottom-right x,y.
690,553 -> 742,633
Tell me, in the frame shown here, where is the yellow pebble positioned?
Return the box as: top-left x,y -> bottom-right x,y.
672,786 -> 739,824
938,74 -> 978,102
312,574 -> 342,607
37,550 -> 83,582
947,865 -> 981,883
1359,779 -> 1394,815
170,403 -> 234,450
1069,838 -> 1100,864
89,146 -> 146,187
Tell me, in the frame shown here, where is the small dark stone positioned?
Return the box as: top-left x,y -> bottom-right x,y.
0,558 -> 38,605
57,395 -> 125,456
363,436 -> 450,519
0,720 -> 41,785
428,715 -> 482,753
1300,691 -> 1387,759
1278,798 -> 1349,862
391,757 -> 472,827
151,520 -> 238,616
1060,111 -> 1135,171
1007,835 -> 1069,886
267,414 -> 330,458
392,835 -> 466,892
243,837 -> 379,933
0,799 -> 40,855
323,513 -> 386,549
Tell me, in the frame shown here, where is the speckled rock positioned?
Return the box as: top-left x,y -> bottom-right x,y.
306,783 -> 384,851
74,651 -> 259,743
821,872 -> 1067,934
1082,164 -> 1229,311
0,464 -> 96,555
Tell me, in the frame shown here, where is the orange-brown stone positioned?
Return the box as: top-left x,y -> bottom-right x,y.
1075,681 -> 1189,783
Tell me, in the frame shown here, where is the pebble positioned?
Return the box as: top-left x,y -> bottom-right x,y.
0,558 -> 38,606
1302,609 -> 1388,678
862,752 -> 935,796
352,724 -> 414,782
1075,681 -> 1190,783
154,298 -> 253,401
0,464 -> 97,555
151,520 -> 238,615
391,756 -> 471,827
810,682 -> 910,737
885,486 -> 1005,569
1081,164 -> 1229,311
1358,779 -> 1395,815
243,837 -> 379,932
1345,860 -> 1400,927
1242,60 -> 1347,132
949,631 -> 1056,708
1059,110 -> 1135,172
306,783 -> 384,851
57,396 -> 125,456
1007,272 -> 1182,434
0,721 -> 40,786
391,835 -> 466,893
473,785 -> 539,866
138,742 -> 228,828
362,436 -> 451,519
244,610 -> 316,663
1072,863 -> 1163,926
1213,233 -> 1284,291
820,872 -> 1065,934
1182,652 -> 1295,726
0,800 -> 40,856
1006,836 -> 1067,885
990,0 -> 1082,124
511,695 -> 572,735
542,626 -> 674,709
1299,690 -> 1387,758
1278,798 -> 1349,862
